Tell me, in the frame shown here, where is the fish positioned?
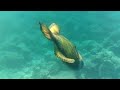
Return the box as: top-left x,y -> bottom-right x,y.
39,22 -> 84,70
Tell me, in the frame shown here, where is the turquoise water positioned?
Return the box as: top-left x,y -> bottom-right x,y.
0,11 -> 120,79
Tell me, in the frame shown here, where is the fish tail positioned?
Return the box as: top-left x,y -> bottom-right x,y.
49,23 -> 60,35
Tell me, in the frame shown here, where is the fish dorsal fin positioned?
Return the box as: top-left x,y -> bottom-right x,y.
49,23 -> 60,34
40,23 -> 51,40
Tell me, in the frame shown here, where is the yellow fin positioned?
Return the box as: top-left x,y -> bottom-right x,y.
56,51 -> 75,63
49,23 -> 60,34
39,22 -> 51,40
54,46 -> 75,63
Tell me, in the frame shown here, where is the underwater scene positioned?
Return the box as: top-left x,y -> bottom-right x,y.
0,11 -> 120,79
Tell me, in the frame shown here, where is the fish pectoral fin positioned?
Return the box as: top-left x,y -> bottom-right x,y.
55,51 -> 75,63
79,53 -> 83,61
39,22 -> 51,40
